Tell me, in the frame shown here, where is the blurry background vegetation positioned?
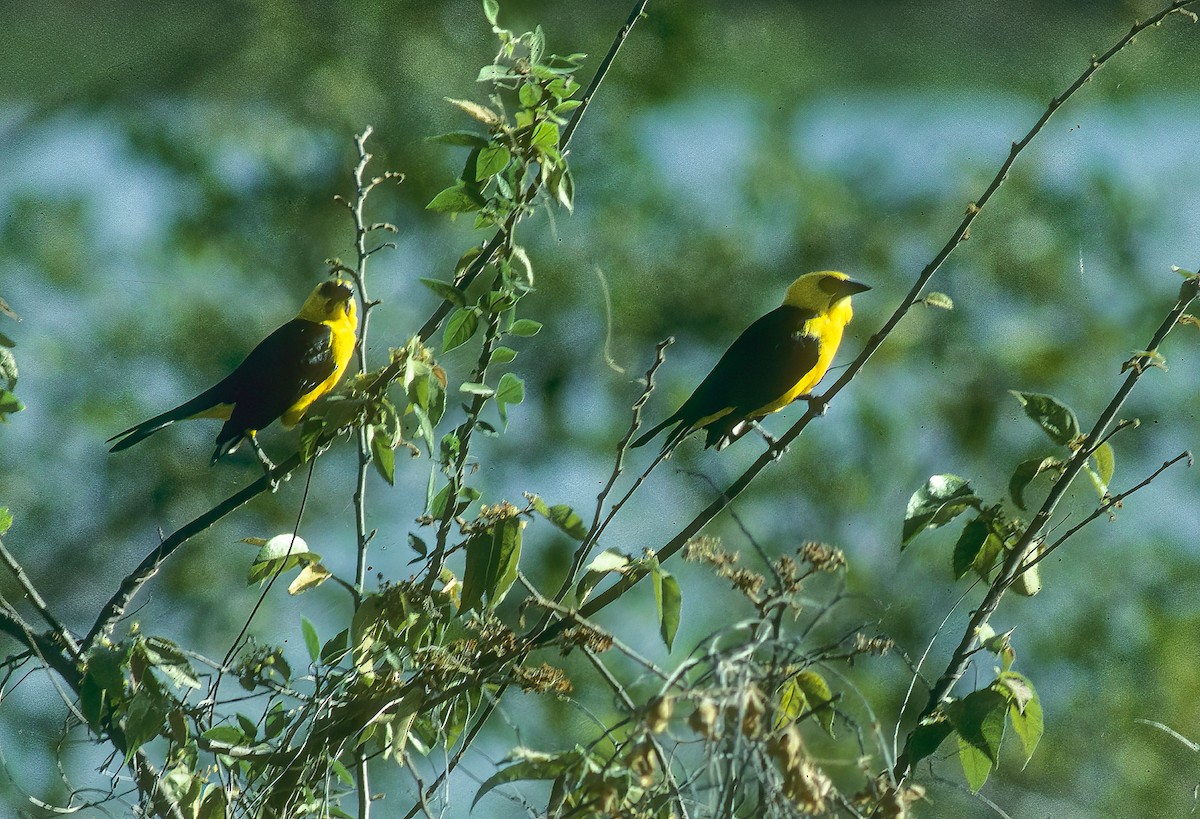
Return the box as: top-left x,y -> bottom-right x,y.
1,0 -> 1199,815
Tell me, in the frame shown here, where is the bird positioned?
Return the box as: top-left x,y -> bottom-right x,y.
108,279 -> 358,475
631,270 -> 869,454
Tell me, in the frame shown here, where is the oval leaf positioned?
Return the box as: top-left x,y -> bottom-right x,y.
1010,391 -> 1081,446
902,475 -> 979,547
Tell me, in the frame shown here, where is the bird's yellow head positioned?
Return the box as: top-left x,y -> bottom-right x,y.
781,271 -> 870,318
298,279 -> 358,325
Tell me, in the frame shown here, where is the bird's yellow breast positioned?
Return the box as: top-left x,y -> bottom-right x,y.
281,306 -> 358,428
750,297 -> 853,416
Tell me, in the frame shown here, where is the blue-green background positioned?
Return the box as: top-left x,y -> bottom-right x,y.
1,1 -> 1199,816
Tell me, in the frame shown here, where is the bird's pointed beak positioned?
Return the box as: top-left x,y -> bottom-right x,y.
838,278 -> 871,297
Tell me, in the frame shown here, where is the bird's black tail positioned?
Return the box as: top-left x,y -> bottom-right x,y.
630,416 -> 677,449
632,415 -> 697,455
107,382 -> 231,453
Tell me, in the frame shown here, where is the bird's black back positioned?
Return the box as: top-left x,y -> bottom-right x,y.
212,318 -> 336,455
677,304 -> 820,429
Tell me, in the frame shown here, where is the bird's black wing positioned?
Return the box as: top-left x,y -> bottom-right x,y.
212,319 -> 335,457
677,304 -> 820,428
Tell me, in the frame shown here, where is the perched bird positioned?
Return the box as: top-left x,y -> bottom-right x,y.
108,279 -> 358,472
631,270 -> 869,453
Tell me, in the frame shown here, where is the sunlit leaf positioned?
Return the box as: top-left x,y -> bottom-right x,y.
948,688 -> 1007,764
443,307 -> 480,352
902,474 -> 979,547
508,318 -> 542,337
301,617 -> 321,664
958,733 -> 993,792
795,670 -> 836,736
475,144 -> 512,180
652,567 -> 681,652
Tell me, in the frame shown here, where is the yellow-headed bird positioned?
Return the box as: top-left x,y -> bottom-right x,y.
108,280 -> 358,468
632,271 -> 869,453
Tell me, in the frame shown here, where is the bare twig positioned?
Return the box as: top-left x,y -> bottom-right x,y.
0,537 -> 80,658
1028,450 -> 1191,570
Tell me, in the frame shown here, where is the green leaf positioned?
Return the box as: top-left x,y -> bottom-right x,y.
0,507 -> 11,536
427,130 -> 489,148
1009,456 -> 1062,511
490,516 -> 523,607
518,82 -> 543,108
247,535 -> 319,584
427,182 -> 483,214
201,725 -> 246,746
369,426 -> 396,486
459,381 -> 495,397
508,318 -> 542,337
906,718 -> 953,767
536,503 -> 588,540
141,636 -> 201,689
495,372 -> 524,426
0,347 -> 16,389
901,475 -> 979,547
443,307 -> 480,352
952,518 -> 989,580
576,550 -> 629,604
476,64 -> 513,83
321,628 -> 350,666
547,164 -> 574,211
972,532 -> 1005,579
301,616 -> 321,664
529,121 -> 560,152
1000,673 -> 1044,765
1010,391 -> 1081,446
78,675 -> 105,733
795,670 -> 835,736
922,291 -> 954,310
0,331 -> 14,348
459,516 -> 523,613
490,346 -> 517,365
1011,557 -> 1042,597
482,0 -> 499,26
0,388 -> 24,417
774,677 -> 808,731
1088,441 -> 1116,498
948,688 -> 1008,764
124,689 -> 167,760
475,144 -> 512,180
420,277 -> 467,307
651,566 -> 681,652
474,749 -> 582,808
958,732 -> 993,792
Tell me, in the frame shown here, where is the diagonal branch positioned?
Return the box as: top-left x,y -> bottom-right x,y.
533,0 -> 1200,645
892,275 -> 1199,781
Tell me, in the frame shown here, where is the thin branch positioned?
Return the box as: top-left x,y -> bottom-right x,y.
546,336 -> 673,613
531,0 -> 1199,648
0,537 -> 80,658
415,0 -> 650,346
1028,449 -> 1191,569
894,275 -> 1199,781
83,462 -> 290,650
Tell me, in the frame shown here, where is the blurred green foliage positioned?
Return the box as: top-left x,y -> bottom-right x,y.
2,0 -> 1200,816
